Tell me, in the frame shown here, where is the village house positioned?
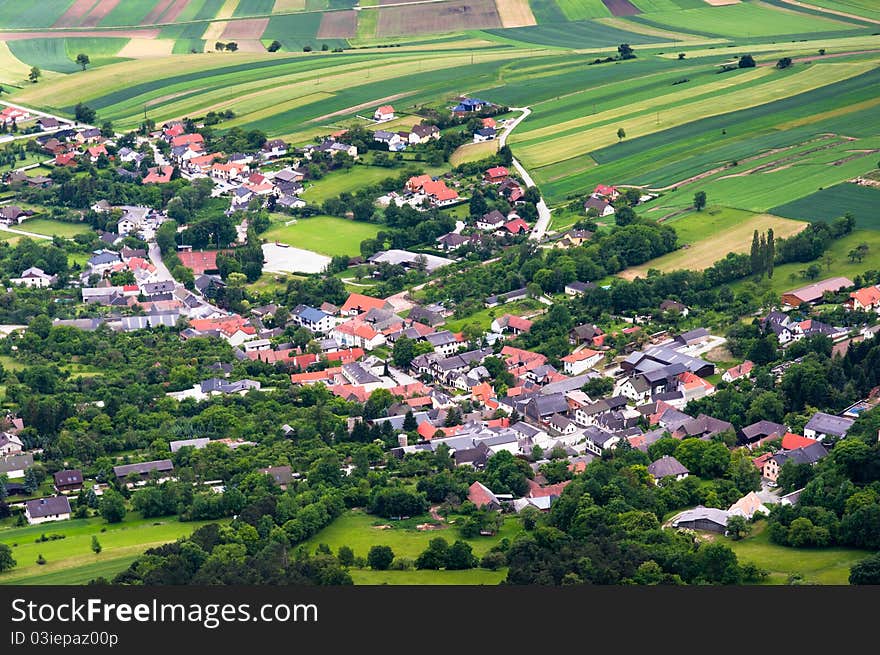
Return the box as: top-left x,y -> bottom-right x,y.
490,314 -> 532,336
0,432 -> 23,455
25,496 -> 71,525
560,349 -> 603,376
583,196 -> 615,217
374,130 -> 406,151
409,124 -> 440,144
722,360 -> 754,383
374,105 -> 395,122
848,285 -> 880,312
564,281 -> 597,297
647,455 -> 689,483
803,411 -> 855,441
262,139 -> 288,159
484,166 -> 509,184
53,469 -> 83,493
763,442 -> 829,483
259,465 -> 296,489
0,453 -> 33,478
670,506 -> 729,533
473,127 -> 496,143
113,460 -> 175,487
10,267 -> 57,288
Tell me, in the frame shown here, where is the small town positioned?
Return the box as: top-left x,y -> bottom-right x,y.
0,0 -> 879,592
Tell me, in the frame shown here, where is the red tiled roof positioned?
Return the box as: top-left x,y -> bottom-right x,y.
504,218 -> 530,234
526,478 -> 570,499
468,481 -> 498,508
325,348 -> 366,364
781,433 -> 818,450
485,166 -> 508,178
725,360 -> 754,380
143,166 -> 174,184
341,293 -> 388,314
851,286 -> 880,307
171,133 -> 204,148
291,367 -> 342,384
376,105 -> 394,114
561,348 -> 600,363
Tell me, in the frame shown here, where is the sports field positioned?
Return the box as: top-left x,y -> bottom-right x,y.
619,208 -> 807,278
0,515 -> 222,585
262,214 -> 380,256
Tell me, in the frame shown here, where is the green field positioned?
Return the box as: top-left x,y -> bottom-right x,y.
0,515 -> 222,585
724,521 -> 869,585
770,182 -> 880,229
262,214 -> 380,256
443,299 -> 545,332
730,228 -> 880,296
634,2 -> 858,38
554,0 -> 611,22
805,0 -> 880,21
620,208 -> 808,278
303,509 -> 523,562
350,567 -> 507,584
7,39 -> 81,74
301,165 -> 403,203
19,218 -> 93,238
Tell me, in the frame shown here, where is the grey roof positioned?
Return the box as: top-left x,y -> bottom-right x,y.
512,421 -> 543,438
648,455 -> 689,478
672,506 -> 729,528
53,318 -> 105,331
372,412 -> 430,431
53,469 -> 83,487
741,420 -> 787,441
426,331 -> 458,347
120,313 -> 179,331
804,412 -> 855,437
26,496 -> 71,518
342,362 -> 381,385
774,442 -> 829,466
142,280 -> 176,295
170,437 -> 211,453
676,414 -> 733,439
565,281 -> 597,293
0,453 -> 33,475
480,209 -> 506,226
259,465 -> 294,485
584,426 -> 616,447
527,393 -> 570,417
540,373 -> 599,396
113,459 -> 174,478
676,327 -> 710,344
642,363 -> 687,383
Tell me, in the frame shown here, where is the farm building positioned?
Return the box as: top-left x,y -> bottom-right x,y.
782,277 -> 854,306
670,506 -> 729,533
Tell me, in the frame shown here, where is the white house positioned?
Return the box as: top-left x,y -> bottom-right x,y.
0,432 -> 23,455
560,349 -> 603,376
25,496 -> 71,525
10,267 -> 56,288
374,105 -> 395,122
294,306 -> 336,333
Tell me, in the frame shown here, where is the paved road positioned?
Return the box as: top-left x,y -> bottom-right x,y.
501,107 -> 551,242
0,100 -> 89,144
148,241 -> 176,282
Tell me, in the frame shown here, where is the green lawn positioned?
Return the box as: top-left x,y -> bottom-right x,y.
0,355 -> 25,371
301,165 -> 404,203
444,299 -> 545,333
0,514 -> 223,585
724,521 -> 870,585
18,218 -> 93,238
302,508 -> 523,561
262,214 -> 379,257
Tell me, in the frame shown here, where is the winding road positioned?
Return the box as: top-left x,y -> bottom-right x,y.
500,107 -> 551,241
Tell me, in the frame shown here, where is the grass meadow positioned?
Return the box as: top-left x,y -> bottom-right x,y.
262,214 -> 380,256
19,218 -> 94,238
0,515 -> 222,585
724,521 -> 869,585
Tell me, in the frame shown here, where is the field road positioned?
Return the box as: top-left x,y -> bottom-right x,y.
0,224 -> 52,240
500,107 -> 551,241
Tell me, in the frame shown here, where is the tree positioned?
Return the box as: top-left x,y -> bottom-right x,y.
850,553 -> 880,585
693,191 -> 707,211
766,228 -> 775,278
617,43 -> 635,60
268,40 -> 282,52
392,335 -> 416,368
726,515 -> 751,540
615,205 -> 636,226
28,66 -> 41,83
0,543 -> 15,572
91,535 -> 102,554
23,468 -> 40,494
226,42 -> 239,52
738,54 -> 756,68
678,53 -> 686,60
776,57 -> 792,69
446,540 -> 477,570
76,53 -> 90,71
74,103 -> 97,124
616,127 -> 626,141
367,545 -> 394,570
337,545 -> 355,567
100,490 -> 127,524
750,229 -> 761,276
415,537 -> 449,569
215,42 -> 225,51
402,410 -> 417,432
